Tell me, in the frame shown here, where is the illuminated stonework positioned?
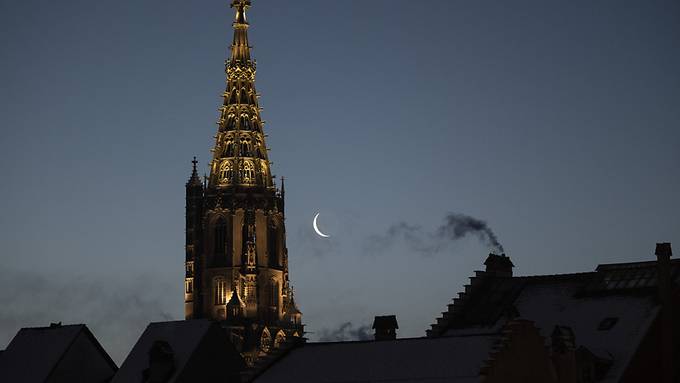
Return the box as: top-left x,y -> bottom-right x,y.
208,0 -> 272,190
184,0 -> 302,364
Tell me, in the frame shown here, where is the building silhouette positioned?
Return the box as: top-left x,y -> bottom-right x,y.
183,0 -> 302,364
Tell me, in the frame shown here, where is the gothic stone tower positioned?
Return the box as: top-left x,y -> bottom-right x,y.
184,0 -> 302,363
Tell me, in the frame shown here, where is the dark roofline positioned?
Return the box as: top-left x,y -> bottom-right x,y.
43,324 -> 117,380
247,333 -> 500,382
513,271 -> 598,281
81,325 -> 118,372
20,323 -> 85,330
597,258 -> 680,271
303,332 -> 500,347
510,257 -> 680,280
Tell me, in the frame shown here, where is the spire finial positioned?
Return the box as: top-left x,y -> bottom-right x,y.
231,0 -> 251,25
187,156 -> 202,187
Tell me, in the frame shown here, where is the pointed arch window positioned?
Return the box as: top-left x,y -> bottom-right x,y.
214,218 -> 227,256
240,88 -> 249,104
214,277 -> 228,305
240,160 -> 255,184
240,138 -> 252,157
274,331 -> 286,349
239,114 -> 248,130
229,89 -> 237,104
226,114 -> 236,130
268,221 -> 280,267
224,140 -> 234,157
270,280 -> 280,307
219,161 -> 234,183
260,329 -> 272,353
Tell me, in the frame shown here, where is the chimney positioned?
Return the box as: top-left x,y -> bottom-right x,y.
372,315 -> 398,341
484,253 -> 514,277
655,242 -> 672,383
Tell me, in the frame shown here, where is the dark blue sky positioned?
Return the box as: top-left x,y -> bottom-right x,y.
1,0 -> 679,362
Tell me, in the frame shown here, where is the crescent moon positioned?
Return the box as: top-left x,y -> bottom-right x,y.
313,213 -> 330,238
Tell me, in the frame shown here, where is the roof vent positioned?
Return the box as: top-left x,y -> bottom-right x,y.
372,315 -> 398,341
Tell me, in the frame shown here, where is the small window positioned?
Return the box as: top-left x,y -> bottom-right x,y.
597,317 -> 618,331
214,277 -> 228,305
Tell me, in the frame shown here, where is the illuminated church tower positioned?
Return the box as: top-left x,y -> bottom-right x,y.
184,0 -> 302,362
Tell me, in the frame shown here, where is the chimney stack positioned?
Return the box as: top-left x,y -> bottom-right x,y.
372,315 -> 398,341
484,253 -> 514,277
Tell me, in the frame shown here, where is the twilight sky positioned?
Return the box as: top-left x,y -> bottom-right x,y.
1,0 -> 679,363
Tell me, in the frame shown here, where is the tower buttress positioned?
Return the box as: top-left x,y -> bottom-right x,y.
185,157 -> 205,319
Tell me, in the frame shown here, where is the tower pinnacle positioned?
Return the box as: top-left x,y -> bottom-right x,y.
231,0 -> 251,26
208,0 -> 272,190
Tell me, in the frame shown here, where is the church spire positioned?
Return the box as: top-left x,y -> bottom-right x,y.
185,0 -> 302,363
208,0 -> 273,190
229,0 -> 252,64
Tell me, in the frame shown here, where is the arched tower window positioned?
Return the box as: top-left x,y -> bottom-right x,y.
270,280 -> 280,307
268,221 -> 280,267
240,139 -> 251,157
213,277 -> 228,305
240,88 -> 249,104
260,328 -> 272,353
219,161 -> 234,183
240,160 -> 255,184
224,140 -> 234,157
214,218 -> 227,257
226,114 -> 236,130
240,114 -> 250,130
229,89 -> 237,104
274,331 -> 286,349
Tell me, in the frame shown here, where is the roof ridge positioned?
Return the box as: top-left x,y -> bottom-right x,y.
22,323 -> 85,330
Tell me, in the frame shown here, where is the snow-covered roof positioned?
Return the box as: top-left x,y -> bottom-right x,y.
255,334 -> 497,383
113,319 -> 245,383
112,319 -> 212,383
437,258 -> 678,382
512,280 -> 657,382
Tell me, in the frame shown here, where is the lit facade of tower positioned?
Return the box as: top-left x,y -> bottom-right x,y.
184,0 -> 302,363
